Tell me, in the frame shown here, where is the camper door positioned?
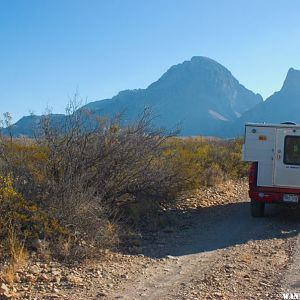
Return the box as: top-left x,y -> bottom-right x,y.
274,128 -> 300,188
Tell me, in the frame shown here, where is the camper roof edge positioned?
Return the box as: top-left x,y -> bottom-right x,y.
245,122 -> 300,129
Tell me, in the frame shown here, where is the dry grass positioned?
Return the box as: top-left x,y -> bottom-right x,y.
1,226 -> 28,284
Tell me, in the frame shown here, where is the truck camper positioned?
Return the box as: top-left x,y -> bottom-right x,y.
242,122 -> 300,217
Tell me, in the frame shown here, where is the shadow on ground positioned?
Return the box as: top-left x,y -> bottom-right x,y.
123,201 -> 300,259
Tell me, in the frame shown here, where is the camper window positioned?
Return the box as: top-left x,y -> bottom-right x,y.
284,136 -> 300,165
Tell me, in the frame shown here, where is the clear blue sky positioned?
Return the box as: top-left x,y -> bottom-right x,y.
1,0 -> 300,121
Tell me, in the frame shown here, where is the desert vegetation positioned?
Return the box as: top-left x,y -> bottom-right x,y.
0,103 -> 248,270
165,136 -> 247,188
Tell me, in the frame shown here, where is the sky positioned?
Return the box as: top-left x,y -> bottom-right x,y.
0,0 -> 300,121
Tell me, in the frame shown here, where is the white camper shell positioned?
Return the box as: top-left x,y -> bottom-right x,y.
243,122 -> 300,189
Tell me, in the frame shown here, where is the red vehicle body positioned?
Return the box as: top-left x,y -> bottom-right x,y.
249,162 -> 300,210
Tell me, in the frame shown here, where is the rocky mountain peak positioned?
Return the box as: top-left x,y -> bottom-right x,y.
281,68 -> 300,92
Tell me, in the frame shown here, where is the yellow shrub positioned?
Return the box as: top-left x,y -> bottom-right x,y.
0,174 -> 67,248
3,141 -> 49,183
163,137 -> 248,189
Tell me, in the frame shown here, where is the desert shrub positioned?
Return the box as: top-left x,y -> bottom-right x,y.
209,138 -> 248,179
164,137 -> 247,189
0,174 -> 66,249
0,101 -> 247,260
0,139 -> 49,200
0,105 -> 182,259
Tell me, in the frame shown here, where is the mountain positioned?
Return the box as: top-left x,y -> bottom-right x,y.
82,56 -> 262,135
218,68 -> 300,137
3,56 -> 263,137
2,114 -> 65,137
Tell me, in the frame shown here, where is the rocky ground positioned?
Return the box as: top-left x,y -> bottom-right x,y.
1,179 -> 299,299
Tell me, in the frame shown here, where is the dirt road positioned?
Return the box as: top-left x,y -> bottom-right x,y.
111,201 -> 300,300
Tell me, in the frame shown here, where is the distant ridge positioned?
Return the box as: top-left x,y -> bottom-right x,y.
3,56 -> 263,137
219,68 -> 300,137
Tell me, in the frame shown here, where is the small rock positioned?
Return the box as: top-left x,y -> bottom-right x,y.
0,283 -> 9,294
66,275 -> 83,285
30,265 -> 41,275
14,273 -> 21,283
166,255 -> 177,260
53,275 -> 61,284
213,292 -> 223,298
259,281 -> 271,287
39,273 -> 49,282
25,273 -> 36,283
31,238 -> 44,250
97,291 -> 108,298
51,270 -> 61,276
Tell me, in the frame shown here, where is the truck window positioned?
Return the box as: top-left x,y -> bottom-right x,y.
284,136 -> 300,165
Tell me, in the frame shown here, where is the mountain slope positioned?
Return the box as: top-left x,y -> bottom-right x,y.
218,68 -> 300,137
82,56 -> 262,135
4,56 -> 263,137
2,114 -> 65,137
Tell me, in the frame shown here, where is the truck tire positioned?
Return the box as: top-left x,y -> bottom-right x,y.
251,199 -> 265,217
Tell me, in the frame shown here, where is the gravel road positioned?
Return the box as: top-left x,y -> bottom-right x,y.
111,201 -> 300,300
